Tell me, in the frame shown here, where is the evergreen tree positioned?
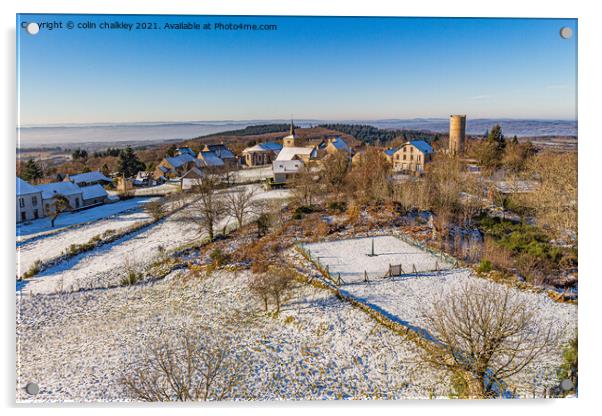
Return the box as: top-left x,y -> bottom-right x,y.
511,135 -> 519,145
166,144 -> 178,157
22,159 -> 43,182
101,163 -> 110,177
488,124 -> 506,151
118,147 -> 145,178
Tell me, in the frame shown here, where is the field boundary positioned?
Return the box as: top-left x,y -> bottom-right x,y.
16,196 -> 198,282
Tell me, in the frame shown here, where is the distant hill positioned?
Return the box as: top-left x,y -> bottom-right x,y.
17,118 -> 576,149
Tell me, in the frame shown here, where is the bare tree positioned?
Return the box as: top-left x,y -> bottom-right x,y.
248,273 -> 270,312
290,165 -> 317,206
419,280 -> 560,398
248,267 -> 294,314
346,147 -> 391,204
145,199 -> 166,221
520,151 -> 577,242
321,151 -> 350,203
191,175 -> 225,241
48,194 -> 71,227
121,329 -> 245,401
268,267 -> 294,314
224,186 -> 257,229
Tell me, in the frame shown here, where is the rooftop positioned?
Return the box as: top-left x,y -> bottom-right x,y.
67,171 -> 113,184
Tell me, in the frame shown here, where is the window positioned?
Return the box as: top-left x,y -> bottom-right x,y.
21,212 -> 26,221
75,198 -> 80,208
33,210 -> 39,219
395,154 -> 399,160
32,196 -> 37,205
410,147 -> 414,153
410,155 -> 414,161
19,198 -> 24,208
403,155 -> 406,161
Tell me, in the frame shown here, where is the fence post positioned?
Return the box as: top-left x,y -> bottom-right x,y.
337,272 -> 341,286
364,270 -> 368,282
413,264 -> 417,274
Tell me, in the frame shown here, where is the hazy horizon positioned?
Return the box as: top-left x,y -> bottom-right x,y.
17,117 -> 578,148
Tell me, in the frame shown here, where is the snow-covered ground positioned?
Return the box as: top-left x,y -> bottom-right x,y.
16,197 -> 155,242
18,186 -> 291,295
17,210 -> 152,278
302,236 -> 452,283
16,270 -> 445,402
340,271 -> 577,396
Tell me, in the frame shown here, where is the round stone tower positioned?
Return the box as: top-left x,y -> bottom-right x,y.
449,115 -> 466,156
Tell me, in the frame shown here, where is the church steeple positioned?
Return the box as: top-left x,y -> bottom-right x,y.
283,116 -> 298,147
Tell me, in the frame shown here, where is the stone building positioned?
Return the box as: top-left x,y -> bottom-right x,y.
388,140 -> 434,174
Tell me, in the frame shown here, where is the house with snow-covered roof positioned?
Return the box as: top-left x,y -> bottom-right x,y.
241,142 -> 283,167
36,181 -> 84,215
388,140 -> 434,174
197,150 -> 225,169
201,144 -> 237,168
181,167 -> 205,191
80,184 -> 109,206
64,171 -> 113,187
154,153 -> 200,180
324,137 -> 351,155
176,147 -> 196,157
16,177 -> 44,223
270,121 -> 319,185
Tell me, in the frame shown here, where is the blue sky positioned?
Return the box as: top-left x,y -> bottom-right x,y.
17,15 -> 577,125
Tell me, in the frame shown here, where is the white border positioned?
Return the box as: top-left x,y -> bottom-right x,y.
2,1 -> 600,415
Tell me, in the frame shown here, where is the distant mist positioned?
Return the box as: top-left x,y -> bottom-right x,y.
17,118 -> 577,148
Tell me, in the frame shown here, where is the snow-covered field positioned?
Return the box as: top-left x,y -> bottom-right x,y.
17,210 -> 153,278
16,197 -> 155,242
302,236 -> 452,283
341,271 -> 577,396
16,269 -> 445,402
17,186 -> 291,295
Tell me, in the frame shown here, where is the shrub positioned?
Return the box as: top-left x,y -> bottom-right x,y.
209,248 -> 231,268
327,201 -> 347,212
120,270 -> 143,286
293,205 -> 315,220
120,258 -> 143,286
477,260 -> 493,273
22,260 -> 43,279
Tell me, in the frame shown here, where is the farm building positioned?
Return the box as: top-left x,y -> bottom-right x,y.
64,171 -> 113,187
272,160 -> 305,185
36,181 -> 85,216
16,177 -> 44,223
80,184 -> 109,206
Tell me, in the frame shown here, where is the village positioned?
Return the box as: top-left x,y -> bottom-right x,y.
15,112 -> 578,402
16,115 -> 466,225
